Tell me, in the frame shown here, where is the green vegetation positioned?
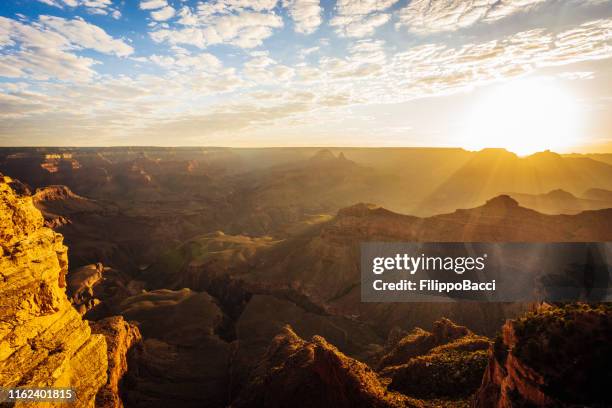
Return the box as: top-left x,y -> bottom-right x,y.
144,232 -> 278,287
389,334 -> 491,399
511,303 -> 611,405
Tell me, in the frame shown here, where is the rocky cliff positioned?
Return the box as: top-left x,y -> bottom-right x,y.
91,316 -> 142,408
474,303 -> 612,408
0,175 -> 107,407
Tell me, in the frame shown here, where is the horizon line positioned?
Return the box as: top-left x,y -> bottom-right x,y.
0,146 -> 611,156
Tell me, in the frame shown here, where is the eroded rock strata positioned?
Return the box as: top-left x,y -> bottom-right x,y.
91,316 -> 142,408
0,175 -> 107,407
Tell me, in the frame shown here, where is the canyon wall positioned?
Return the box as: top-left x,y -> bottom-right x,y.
0,175 -> 108,407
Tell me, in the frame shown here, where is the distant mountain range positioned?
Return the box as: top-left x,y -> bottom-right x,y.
3,147 -> 612,220
506,188 -> 612,214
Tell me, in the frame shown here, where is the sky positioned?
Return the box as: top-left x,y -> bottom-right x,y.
1,0 -> 612,152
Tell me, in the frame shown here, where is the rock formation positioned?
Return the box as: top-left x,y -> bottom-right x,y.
119,289 -> 231,407
0,175 -> 108,407
68,263 -> 105,315
378,319 -> 490,401
378,318 -> 472,370
474,303 -> 612,408
232,325 -> 418,408
91,316 -> 142,408
65,263 -> 141,320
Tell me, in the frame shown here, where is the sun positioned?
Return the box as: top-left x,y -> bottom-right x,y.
462,78 -> 581,156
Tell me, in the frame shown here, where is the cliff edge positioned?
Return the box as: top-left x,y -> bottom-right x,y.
0,175 -> 108,407
474,303 -> 611,407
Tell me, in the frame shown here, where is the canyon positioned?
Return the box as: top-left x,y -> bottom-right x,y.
0,147 -> 610,407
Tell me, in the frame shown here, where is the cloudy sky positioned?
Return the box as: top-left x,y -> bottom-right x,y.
1,0 -> 612,151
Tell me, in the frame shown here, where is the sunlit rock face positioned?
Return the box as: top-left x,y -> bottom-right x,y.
0,175 -> 108,407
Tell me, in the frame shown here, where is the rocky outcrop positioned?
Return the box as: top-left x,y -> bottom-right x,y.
68,263 -> 105,315
0,175 -> 108,407
474,303 -> 612,408
33,185 -> 81,202
385,335 -> 490,400
230,294 -> 384,399
32,185 -> 109,231
67,263 -> 145,320
378,319 -> 490,400
91,316 -> 142,408
232,325 -> 419,408
378,318 -> 471,370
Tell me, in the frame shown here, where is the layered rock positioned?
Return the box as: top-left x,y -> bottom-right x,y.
33,185 -> 82,202
66,263 -> 142,320
32,185 -> 107,231
232,325 -> 418,408
474,303 -> 612,408
68,263 -> 105,315
91,316 -> 142,408
0,175 -> 107,407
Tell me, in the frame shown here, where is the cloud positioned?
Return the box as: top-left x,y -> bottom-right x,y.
349,40 -> 387,63
37,0 -> 121,18
0,47 -> 98,81
330,0 -> 399,37
4,8 -> 612,145
398,0 -> 548,34
289,18 -> 612,104
380,19 -> 612,101
149,51 -> 222,71
140,0 -> 167,10
150,2 -> 283,49
151,6 -> 176,21
133,100 -> 313,144
243,55 -> 295,82
0,92 -> 50,118
0,15 -> 133,81
0,79 -> 312,145
283,0 -> 322,34
39,15 -> 133,56
140,1 -> 176,22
